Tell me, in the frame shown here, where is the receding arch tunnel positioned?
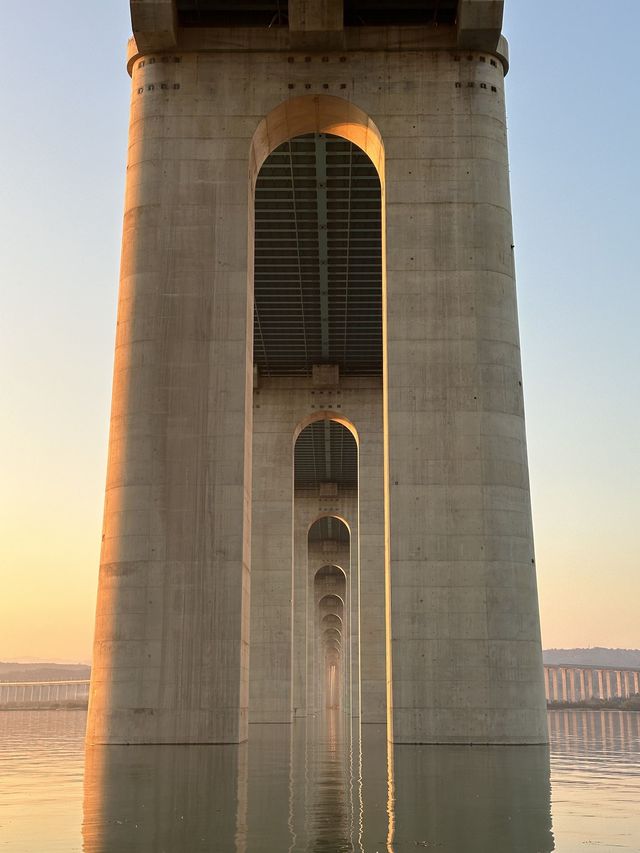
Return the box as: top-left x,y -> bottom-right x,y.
249,124 -> 383,726
316,570 -> 348,710
88,3 -> 549,750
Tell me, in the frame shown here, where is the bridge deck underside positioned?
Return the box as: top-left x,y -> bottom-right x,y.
176,1 -> 458,28
295,420 -> 358,489
254,133 -> 382,378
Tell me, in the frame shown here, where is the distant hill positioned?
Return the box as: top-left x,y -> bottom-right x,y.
0,662 -> 90,682
543,648 -> 640,669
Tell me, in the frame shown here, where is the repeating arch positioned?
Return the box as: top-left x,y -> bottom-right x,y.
293,411 -> 360,447
250,94 -> 385,189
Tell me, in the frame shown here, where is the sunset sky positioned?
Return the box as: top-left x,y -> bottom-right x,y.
1,1 -> 638,662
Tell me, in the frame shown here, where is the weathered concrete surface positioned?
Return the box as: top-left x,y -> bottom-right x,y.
130,0 -> 176,52
87,49 -> 254,744
89,0 -> 547,745
457,0 -> 504,51
382,54 -> 546,744
250,401 -> 293,723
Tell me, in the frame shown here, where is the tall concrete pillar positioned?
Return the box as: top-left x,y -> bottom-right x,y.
250,415 -> 294,723
87,50 -> 252,743
292,499 -> 310,718
357,400 -> 386,724
384,47 -> 547,743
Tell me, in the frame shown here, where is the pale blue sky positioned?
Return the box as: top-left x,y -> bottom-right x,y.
1,1 -> 638,660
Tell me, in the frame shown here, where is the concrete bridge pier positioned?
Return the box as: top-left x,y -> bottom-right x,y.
88,0 -> 548,746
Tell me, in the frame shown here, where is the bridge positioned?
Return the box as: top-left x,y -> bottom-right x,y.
544,666 -> 640,704
0,680 -> 89,707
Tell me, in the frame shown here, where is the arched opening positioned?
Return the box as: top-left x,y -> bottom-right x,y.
305,500 -> 353,716
248,95 -> 385,730
318,589 -> 347,711
253,134 -> 382,379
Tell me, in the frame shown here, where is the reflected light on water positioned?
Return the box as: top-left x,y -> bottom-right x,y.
1,710 -> 640,851
548,710 -> 640,851
82,713 -> 553,853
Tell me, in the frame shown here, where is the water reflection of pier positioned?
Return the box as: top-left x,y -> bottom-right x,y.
83,715 -> 554,852
544,665 -> 640,703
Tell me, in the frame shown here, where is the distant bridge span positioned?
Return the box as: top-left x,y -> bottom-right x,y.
545,665 -> 640,703
0,680 -> 89,706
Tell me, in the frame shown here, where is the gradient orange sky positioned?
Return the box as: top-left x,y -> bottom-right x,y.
1,1 -> 638,662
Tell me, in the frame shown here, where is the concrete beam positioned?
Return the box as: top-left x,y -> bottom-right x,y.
130,0 -> 177,52
319,482 -> 338,499
457,0 -> 503,52
289,0 -> 343,32
312,364 -> 339,389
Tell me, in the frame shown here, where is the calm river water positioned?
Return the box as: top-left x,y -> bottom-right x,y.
1,709 -> 639,852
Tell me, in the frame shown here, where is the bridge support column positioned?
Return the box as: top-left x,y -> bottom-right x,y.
87,67 -> 253,744
250,402 -> 295,723
292,501 -> 309,718
384,57 -> 547,743
357,409 -> 386,724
